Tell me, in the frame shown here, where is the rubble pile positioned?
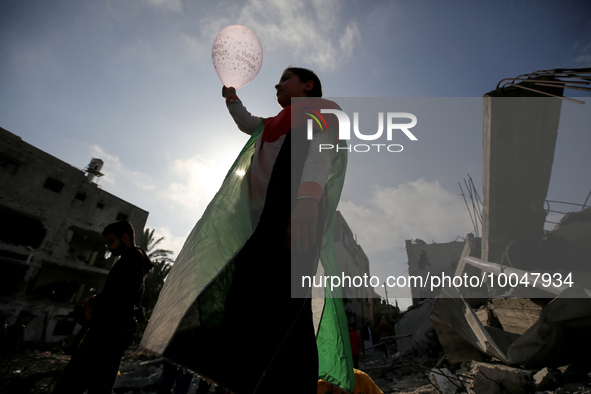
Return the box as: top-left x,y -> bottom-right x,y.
357,333 -> 591,393
3,280 -> 591,394
2,328 -> 591,394
0,344 -> 69,394
361,349 -> 440,393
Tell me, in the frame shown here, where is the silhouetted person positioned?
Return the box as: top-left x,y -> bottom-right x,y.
53,221 -> 153,394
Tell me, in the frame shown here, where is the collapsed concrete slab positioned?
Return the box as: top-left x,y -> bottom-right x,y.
429,292 -> 512,364
430,286 -> 591,369
475,298 -> 543,335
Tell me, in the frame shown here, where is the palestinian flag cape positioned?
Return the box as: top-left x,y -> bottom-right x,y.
141,99 -> 353,392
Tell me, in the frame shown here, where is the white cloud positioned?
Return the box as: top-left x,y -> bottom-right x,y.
87,145 -> 155,194
188,0 -> 361,72
234,0 -> 361,71
339,22 -> 361,60
82,143 -> 233,256
148,225 -> 186,260
339,179 -> 473,256
86,144 -> 229,215
164,155 -> 228,213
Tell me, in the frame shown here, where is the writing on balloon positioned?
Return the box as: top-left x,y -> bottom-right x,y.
240,50 -> 259,62
212,44 -> 229,59
235,51 -> 259,72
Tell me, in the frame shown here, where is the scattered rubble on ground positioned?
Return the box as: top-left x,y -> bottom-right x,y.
2,291 -> 591,394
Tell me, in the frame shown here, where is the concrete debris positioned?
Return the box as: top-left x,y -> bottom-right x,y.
394,298 -> 436,356
469,361 -> 534,393
507,286 -> 591,368
429,292 -> 511,363
474,298 -> 543,335
533,367 -> 556,389
543,207 -> 591,273
428,367 -> 461,393
2,286 -> 589,393
113,366 -> 162,391
429,285 -> 591,370
469,361 -> 591,394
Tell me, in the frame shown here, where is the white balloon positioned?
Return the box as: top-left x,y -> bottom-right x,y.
212,25 -> 263,90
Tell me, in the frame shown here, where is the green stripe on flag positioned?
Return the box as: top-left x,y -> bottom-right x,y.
316,137 -> 354,392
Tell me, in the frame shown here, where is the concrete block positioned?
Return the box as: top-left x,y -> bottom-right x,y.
470,361 -> 534,394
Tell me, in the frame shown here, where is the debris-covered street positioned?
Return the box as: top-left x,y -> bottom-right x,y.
3,305 -> 591,394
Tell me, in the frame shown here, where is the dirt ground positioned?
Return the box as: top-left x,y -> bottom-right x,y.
0,340 -> 436,394
3,339 -> 591,394
0,341 -> 157,394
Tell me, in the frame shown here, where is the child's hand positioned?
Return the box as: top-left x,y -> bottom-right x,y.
288,198 -> 318,253
222,86 -> 236,98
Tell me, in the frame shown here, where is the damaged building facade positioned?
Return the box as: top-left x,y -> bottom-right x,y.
0,127 -> 148,343
403,69 -> 591,304
405,239 -> 465,303
333,211 -> 383,328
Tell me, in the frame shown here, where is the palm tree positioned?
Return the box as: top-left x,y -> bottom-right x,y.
139,228 -> 175,265
138,228 -> 175,323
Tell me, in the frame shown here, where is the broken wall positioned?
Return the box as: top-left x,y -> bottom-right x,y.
405,239 -> 465,303
334,211 -> 376,326
481,86 -> 563,268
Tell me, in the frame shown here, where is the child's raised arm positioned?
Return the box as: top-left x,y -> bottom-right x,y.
222,86 -> 264,135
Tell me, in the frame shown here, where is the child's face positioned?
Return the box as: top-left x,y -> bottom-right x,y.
275,71 -> 313,108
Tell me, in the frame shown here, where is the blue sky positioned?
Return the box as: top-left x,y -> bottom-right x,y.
2,0 -> 590,309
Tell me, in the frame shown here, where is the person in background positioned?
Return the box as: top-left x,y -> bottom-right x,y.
53,221 -> 153,394
349,324 -> 362,369
362,321 -> 374,356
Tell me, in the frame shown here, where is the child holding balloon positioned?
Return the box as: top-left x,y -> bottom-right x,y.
214,68 -> 347,392
152,67 -> 349,394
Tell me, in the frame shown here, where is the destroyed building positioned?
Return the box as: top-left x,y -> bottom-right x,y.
0,127 -> 148,343
333,210 -> 382,327
405,239 -> 465,304
395,69 -> 591,392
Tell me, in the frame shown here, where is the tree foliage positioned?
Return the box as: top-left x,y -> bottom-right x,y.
138,228 -> 174,317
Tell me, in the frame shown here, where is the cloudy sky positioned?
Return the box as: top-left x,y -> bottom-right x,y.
2,0 -> 590,309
